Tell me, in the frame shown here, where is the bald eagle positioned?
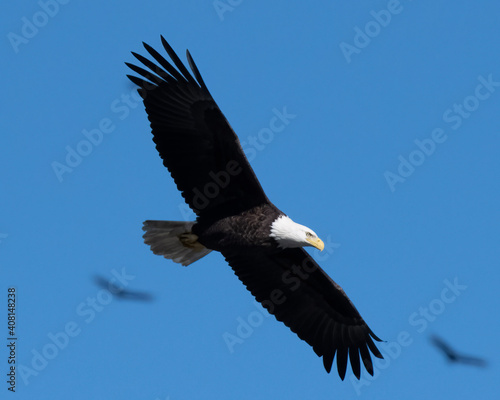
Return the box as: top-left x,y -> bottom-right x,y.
126,37 -> 383,380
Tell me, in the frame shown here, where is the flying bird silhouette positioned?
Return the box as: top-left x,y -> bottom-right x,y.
430,335 -> 487,367
93,276 -> 154,302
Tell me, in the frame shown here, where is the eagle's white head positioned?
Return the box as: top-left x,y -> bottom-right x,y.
270,215 -> 324,251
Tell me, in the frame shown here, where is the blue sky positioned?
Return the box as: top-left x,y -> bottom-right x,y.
2,1 -> 499,399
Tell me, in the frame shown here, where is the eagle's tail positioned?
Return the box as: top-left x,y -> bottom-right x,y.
142,220 -> 211,266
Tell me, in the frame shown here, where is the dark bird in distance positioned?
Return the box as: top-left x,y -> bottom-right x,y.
93,276 -> 154,302
430,335 -> 487,367
126,36 -> 383,380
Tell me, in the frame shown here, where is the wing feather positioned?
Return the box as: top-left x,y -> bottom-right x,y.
127,38 -> 270,217
223,248 -> 382,379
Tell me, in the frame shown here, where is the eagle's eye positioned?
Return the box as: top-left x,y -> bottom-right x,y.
306,232 -> 314,238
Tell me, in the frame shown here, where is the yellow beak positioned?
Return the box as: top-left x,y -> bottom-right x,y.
306,237 -> 325,251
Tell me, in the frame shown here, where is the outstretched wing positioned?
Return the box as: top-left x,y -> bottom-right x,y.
126,37 -> 270,218
222,247 -> 383,379
430,335 -> 457,359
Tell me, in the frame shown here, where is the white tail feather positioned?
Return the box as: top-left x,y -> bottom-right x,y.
142,220 -> 211,266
